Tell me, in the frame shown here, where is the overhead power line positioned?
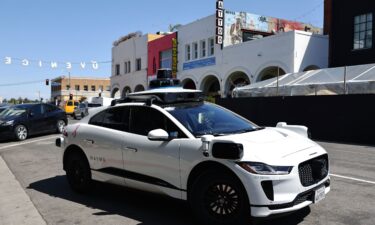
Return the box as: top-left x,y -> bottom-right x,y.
0,79 -> 45,87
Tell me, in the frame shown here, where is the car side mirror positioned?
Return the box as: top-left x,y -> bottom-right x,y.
29,112 -> 34,117
148,129 -> 170,141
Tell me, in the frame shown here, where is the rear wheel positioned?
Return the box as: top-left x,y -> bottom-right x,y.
189,170 -> 250,225
66,152 -> 92,193
14,125 -> 28,141
81,112 -> 85,119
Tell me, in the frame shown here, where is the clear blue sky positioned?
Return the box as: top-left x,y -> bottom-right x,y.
0,0 -> 324,100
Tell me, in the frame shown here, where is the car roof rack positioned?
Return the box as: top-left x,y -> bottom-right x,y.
111,91 -> 205,107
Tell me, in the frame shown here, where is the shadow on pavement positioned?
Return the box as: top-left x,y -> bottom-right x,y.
28,175 -> 310,225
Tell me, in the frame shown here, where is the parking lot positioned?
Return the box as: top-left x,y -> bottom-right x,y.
0,119 -> 374,225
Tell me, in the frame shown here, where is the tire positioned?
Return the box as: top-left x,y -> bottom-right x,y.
56,120 -> 66,133
81,112 -> 85,119
189,170 -> 250,225
73,114 -> 77,120
14,125 -> 28,141
66,152 -> 92,193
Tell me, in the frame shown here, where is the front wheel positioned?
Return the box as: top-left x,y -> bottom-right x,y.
66,152 -> 92,193
189,170 -> 250,225
14,125 -> 28,141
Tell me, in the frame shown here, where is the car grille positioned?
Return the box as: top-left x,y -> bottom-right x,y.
298,154 -> 329,187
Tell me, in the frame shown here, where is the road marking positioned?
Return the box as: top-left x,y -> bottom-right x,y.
331,173 -> 375,185
0,136 -> 59,150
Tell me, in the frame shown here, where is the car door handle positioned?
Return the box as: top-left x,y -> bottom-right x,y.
123,146 -> 138,152
84,139 -> 95,144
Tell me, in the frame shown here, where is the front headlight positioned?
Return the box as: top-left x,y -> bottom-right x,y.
238,162 -> 293,175
0,120 -> 14,126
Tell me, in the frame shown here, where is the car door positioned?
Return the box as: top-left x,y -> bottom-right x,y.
80,107 -> 129,186
28,104 -> 49,134
123,106 -> 187,198
42,104 -> 58,131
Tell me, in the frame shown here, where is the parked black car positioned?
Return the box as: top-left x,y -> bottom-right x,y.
0,103 -> 67,141
0,105 -> 10,113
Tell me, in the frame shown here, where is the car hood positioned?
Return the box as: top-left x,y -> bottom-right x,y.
210,127 -> 320,165
0,115 -> 20,122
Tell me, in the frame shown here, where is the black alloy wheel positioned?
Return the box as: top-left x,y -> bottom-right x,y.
66,152 -> 92,193
189,170 -> 250,225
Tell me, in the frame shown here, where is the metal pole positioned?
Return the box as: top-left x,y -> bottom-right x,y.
343,66 -> 347,94
276,67 -> 279,96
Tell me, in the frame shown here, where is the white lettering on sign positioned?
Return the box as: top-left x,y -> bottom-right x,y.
3,56 -> 103,70
21,59 -> 29,66
92,61 -> 99,70
217,9 -> 223,18
5,57 -> 11,64
217,0 -> 224,9
51,61 -> 58,68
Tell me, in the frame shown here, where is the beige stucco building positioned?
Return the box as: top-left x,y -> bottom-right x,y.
51,76 -> 111,102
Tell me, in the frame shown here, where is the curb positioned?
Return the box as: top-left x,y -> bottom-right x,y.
0,156 -> 47,225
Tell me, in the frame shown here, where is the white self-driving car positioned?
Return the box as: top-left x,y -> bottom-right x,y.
56,87 -> 330,225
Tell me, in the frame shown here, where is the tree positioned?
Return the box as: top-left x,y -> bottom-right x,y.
80,96 -> 87,103
168,24 -> 181,32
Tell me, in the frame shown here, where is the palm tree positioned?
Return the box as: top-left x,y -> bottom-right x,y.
168,24 -> 181,32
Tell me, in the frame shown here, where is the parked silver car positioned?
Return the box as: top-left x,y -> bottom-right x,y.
73,102 -> 101,119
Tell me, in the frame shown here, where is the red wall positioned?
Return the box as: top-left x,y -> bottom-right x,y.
147,32 -> 177,76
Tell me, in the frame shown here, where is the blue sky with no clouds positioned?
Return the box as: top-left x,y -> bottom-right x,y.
0,0 -> 324,100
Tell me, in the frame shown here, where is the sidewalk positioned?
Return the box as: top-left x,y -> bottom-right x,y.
0,156 -> 46,225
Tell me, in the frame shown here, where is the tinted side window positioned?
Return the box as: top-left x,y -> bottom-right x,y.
102,107 -> 129,132
30,105 -> 42,116
129,106 -> 186,138
44,104 -> 57,113
89,110 -> 106,126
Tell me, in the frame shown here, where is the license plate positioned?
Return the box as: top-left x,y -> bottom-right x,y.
314,186 -> 325,203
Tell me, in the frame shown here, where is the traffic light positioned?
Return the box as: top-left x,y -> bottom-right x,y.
45,79 -> 49,85
69,94 -> 73,100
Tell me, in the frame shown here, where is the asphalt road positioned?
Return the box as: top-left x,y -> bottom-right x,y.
0,120 -> 374,225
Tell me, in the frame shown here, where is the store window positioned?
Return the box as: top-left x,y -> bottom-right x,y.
160,49 -> 172,69
124,62 -> 128,74
91,85 -> 96,91
136,58 -> 141,71
75,85 -> 80,91
200,40 -> 206,58
193,42 -> 198,60
208,37 -> 215,56
354,13 -> 373,49
185,44 -> 191,61
99,85 -> 104,91
115,64 -> 120,75
66,85 -> 70,90
128,61 -> 131,73
84,85 -> 88,91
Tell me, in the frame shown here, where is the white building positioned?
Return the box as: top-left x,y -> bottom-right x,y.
111,33 -> 163,98
111,13 -> 328,98
177,15 -> 328,97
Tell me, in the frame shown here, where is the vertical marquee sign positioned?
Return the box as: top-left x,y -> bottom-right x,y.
172,37 -> 178,77
216,0 -> 224,46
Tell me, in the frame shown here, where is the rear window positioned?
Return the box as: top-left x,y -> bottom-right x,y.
67,101 -> 73,106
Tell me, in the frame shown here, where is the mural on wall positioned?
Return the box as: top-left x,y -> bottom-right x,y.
224,11 -> 322,47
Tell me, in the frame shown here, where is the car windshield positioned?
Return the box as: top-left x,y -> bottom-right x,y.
165,102 -> 260,137
0,105 -> 28,117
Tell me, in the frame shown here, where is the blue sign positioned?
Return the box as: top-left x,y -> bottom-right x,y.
183,57 -> 216,70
